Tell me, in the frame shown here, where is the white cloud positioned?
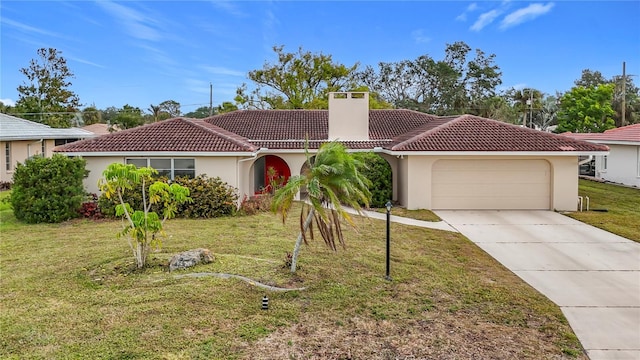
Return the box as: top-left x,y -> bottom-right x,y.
470,9 -> 502,31
201,66 -> 245,77
500,2 -> 555,30
1,18 -> 68,39
66,55 -> 105,69
455,2 -> 478,22
210,0 -> 247,17
96,1 -> 162,41
411,29 -> 431,44
0,99 -> 16,107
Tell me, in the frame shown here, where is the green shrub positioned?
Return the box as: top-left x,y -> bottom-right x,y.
353,152 -> 392,208
172,176 -> 238,218
10,154 -> 88,223
99,175 -> 238,219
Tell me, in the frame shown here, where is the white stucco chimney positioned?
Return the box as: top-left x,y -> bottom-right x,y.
328,92 -> 369,141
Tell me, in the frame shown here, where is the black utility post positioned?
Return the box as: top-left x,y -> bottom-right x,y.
385,200 -> 392,281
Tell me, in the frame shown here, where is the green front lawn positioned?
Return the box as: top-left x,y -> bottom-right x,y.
376,207 -> 441,222
568,179 -> 640,242
0,203 -> 585,359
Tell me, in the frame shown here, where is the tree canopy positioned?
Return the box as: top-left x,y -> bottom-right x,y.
574,68 -> 640,126
556,84 -> 616,133
235,46 -> 358,109
15,48 -> 81,128
356,41 -> 502,116
112,104 -> 144,129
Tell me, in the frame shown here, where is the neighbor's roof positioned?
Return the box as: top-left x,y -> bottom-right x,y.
54,110 -> 609,154
56,118 -> 257,153
0,113 -> 95,141
562,124 -> 640,145
82,123 -> 121,136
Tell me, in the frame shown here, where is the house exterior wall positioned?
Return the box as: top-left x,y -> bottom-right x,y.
547,156 -> 579,211
595,144 -> 640,187
400,155 -> 579,211
0,139 -> 56,183
82,156 -> 243,195
80,153 -> 581,211
83,156 -> 126,194
396,156 -> 409,207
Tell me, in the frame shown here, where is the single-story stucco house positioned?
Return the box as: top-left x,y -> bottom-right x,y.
54,92 -> 609,211
1,113 -> 95,183
564,124 -> 640,187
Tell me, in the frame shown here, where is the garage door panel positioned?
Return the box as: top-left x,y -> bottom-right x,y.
432,196 -> 550,210
432,160 -> 550,210
433,183 -> 548,196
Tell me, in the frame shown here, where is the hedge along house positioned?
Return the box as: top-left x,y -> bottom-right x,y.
1,113 -> 95,183
54,92 -> 609,211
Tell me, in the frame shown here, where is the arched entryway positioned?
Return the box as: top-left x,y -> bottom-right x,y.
252,155 -> 291,194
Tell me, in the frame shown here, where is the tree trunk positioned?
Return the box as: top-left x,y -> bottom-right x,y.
291,208 -> 315,273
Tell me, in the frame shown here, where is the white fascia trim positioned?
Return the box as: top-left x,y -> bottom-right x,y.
54,151 -> 256,157
258,149 -> 318,154
588,140 -> 640,146
374,149 -> 610,157
1,135 -> 95,141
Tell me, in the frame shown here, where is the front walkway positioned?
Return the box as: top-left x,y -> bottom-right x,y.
348,207 -> 458,232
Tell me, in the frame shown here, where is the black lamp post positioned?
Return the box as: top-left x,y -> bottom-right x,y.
385,200 -> 392,281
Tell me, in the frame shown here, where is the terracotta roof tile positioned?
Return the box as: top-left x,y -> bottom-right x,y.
251,140 -> 393,150
206,110 -> 327,140
55,118 -> 256,153
205,109 -> 438,141
563,124 -> 640,143
390,115 -> 610,152
54,110 -> 608,154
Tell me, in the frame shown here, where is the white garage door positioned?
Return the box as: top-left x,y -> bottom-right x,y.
432,159 -> 551,210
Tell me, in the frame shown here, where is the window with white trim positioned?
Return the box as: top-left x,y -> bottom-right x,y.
601,155 -> 607,171
5,143 -> 11,171
126,158 -> 195,179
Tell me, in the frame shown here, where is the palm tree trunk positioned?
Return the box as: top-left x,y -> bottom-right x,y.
291,207 -> 315,273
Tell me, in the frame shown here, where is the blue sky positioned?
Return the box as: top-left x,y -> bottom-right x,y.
1,1 -> 639,115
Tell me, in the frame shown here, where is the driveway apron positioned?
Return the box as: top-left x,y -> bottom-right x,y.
435,210 -> 640,360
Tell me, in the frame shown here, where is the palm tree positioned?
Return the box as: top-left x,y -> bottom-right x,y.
272,141 -> 372,273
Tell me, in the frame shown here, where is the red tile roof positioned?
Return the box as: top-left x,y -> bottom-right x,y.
204,109 -> 440,141
562,124 -> 640,143
54,110 -> 608,154
56,118 -> 257,153
390,115 -> 610,152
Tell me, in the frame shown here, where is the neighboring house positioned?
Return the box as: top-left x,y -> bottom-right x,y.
82,123 -> 121,136
0,113 -> 95,183
563,124 -> 640,187
54,92 -> 608,211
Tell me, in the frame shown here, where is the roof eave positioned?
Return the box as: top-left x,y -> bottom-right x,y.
582,140 -> 640,146
1,135 -> 95,141
376,150 -> 611,157
53,151 -> 256,157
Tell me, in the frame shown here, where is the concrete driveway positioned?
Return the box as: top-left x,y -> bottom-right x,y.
435,210 -> 640,360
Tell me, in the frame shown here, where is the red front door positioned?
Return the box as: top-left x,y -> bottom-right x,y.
263,155 -> 290,193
